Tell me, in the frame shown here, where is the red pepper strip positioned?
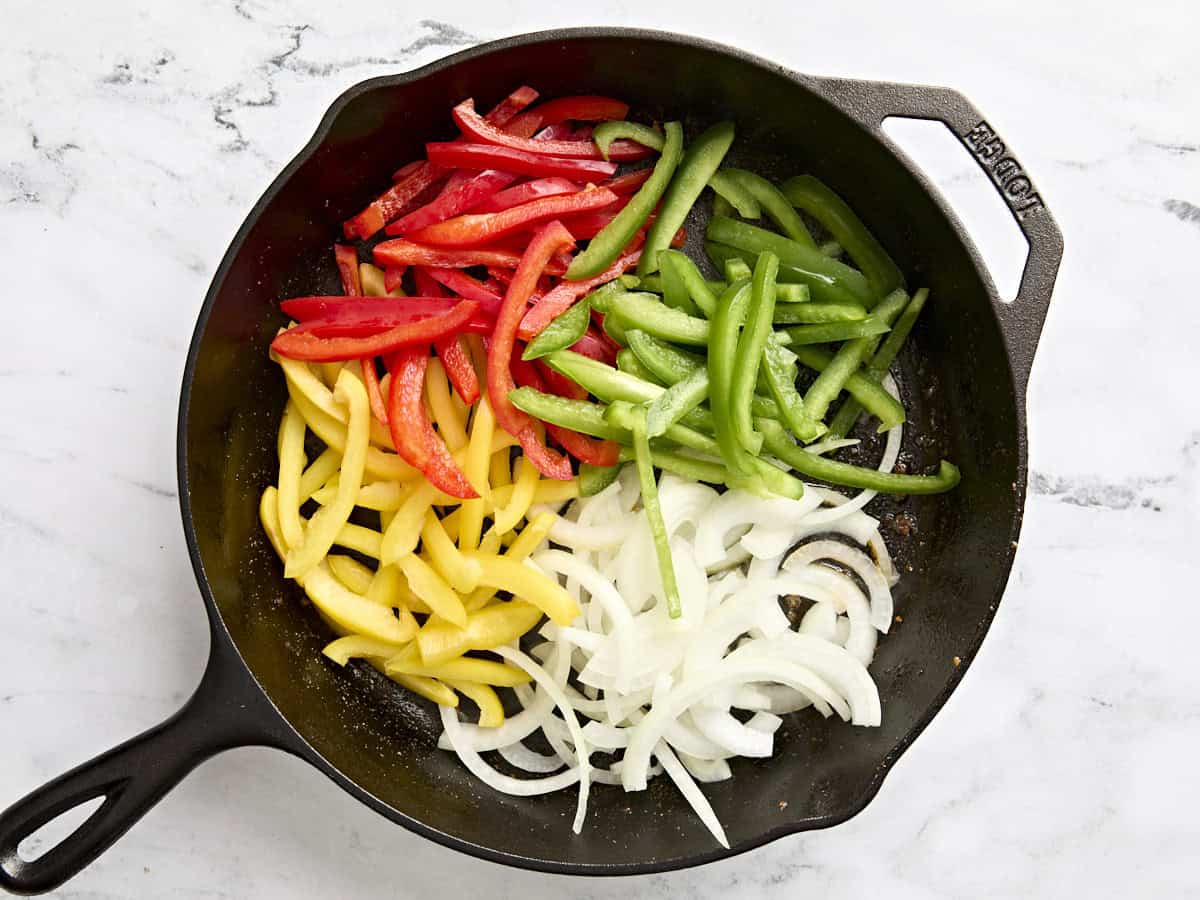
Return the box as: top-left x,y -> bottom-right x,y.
385,169 -> 518,236
387,348 -> 478,499
505,95 -> 630,137
534,360 -> 589,401
517,426 -> 573,479
452,100 -> 650,161
569,328 -> 619,365
344,163 -> 446,240
474,177 -> 579,213
424,268 -> 504,315
434,336 -> 480,405
408,187 -> 617,248
361,358 -> 389,424
486,266 -> 512,287
483,85 -> 539,127
280,296 -> 461,322
533,123 -> 579,141
272,300 -> 478,362
517,246 -> 643,340
383,265 -> 407,293
511,356 -> 619,466
391,159 -> 425,184
488,220 -> 576,473
412,266 -> 449,297
374,239 -> 567,274
602,168 -> 654,196
334,244 -> 362,296
425,142 -> 616,181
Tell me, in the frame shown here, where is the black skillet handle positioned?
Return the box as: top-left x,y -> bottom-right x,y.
810,77 -> 1064,392
0,640 -> 290,896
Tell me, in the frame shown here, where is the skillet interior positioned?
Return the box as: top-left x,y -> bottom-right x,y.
183,32 -> 1021,870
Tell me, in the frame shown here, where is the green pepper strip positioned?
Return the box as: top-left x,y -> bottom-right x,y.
820,240 -> 844,258
828,288 -> 929,438
609,292 -> 710,345
522,298 -> 591,360
708,279 -> 757,478
776,317 -> 890,346
796,289 -> 909,437
707,171 -> 761,219
789,346 -> 905,433
723,257 -> 752,283
616,445 -> 727,486
646,365 -> 708,438
567,122 -> 684,281
508,387 -> 627,440
781,175 -> 905,297
711,193 -> 735,220
639,121 -> 736,276
616,348 -> 664,384
585,280 -> 631,314
730,252 -> 778,455
759,419 -> 960,494
656,250 -> 718,317
773,301 -> 865,325
579,462 -> 623,497
630,411 -> 681,617
705,217 -> 874,306
592,121 -> 665,161
601,310 -> 628,346
761,335 -> 827,441
605,400 -> 717,457
658,250 -> 701,316
724,169 -> 816,248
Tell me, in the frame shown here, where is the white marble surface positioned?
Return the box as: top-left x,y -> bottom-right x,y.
2,1 -> 1198,896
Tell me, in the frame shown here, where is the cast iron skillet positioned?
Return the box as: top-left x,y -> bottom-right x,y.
0,27 -> 1062,895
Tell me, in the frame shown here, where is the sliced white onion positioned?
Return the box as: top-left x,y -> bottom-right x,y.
784,540 -> 895,632
655,740 -> 729,848
497,740 -> 567,774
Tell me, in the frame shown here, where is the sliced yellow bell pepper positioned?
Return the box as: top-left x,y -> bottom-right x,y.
416,600 -> 544,666
380,480 -> 437,565
492,456 -> 539,535
489,447 -> 512,489
298,447 -> 342,502
312,478 -> 406,512
327,554 -> 375,595
426,357 -> 469,453
276,400 -> 308,550
398,554 -> 467,627
458,394 -> 495,551
390,673 -> 458,706
276,350 -> 393,448
290,388 -> 416,483
466,553 -> 579,626
445,680 -> 504,727
420,510 -> 481,594
384,645 -> 531,687
359,262 -> 404,298
323,634 -> 407,665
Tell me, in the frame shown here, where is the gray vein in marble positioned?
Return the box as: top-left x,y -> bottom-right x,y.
1164,198 -> 1200,227
1028,471 -> 1167,511
121,478 -> 177,500
281,20 -> 480,78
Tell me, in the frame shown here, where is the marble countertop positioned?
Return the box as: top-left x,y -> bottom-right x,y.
2,1 -> 1197,896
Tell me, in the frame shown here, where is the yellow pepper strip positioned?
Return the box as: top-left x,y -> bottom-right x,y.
420,510 -> 482,594
290,388 -> 416,483
323,634 -> 408,665
490,479 -> 580,510
489,447 -> 512,489
276,400 -> 308,550
260,489 -> 414,643
380,480 -> 437,565
440,508 -> 461,544
366,564 -> 402,606
426,358 -> 469,453
463,512 -> 557,612
298,447 -> 342,502
395,569 -> 432,615
359,262 -> 404,297
416,600 -> 545,666
379,508 -> 396,532
276,351 -> 394,449
285,371 -> 368,579
445,679 -> 504,727
478,527 -> 503,556
334,522 -> 382,559
492,456 -> 539,535
319,362 -> 343,388
466,553 -> 579,625
313,478 -> 406,511
458,395 -> 496,551
327,555 -> 375,594
384,645 -> 532,687
398,554 -> 467,627
391,673 -> 457,706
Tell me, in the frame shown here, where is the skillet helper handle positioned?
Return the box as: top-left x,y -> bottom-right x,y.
814,77 -> 1064,390
0,646 -> 286,896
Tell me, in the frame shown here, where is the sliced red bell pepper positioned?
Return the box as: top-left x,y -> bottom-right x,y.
280,296 -> 460,323
533,360 -> 589,401
452,100 -> 650,161
434,336 -> 480,405
374,239 -> 566,274
517,427 -> 573,479
569,328 -> 619,366
475,177 -> 580,213
425,142 -> 616,181
407,187 -> 617,248
505,95 -> 630,137
361,357 -> 389,424
483,85 -> 539,127
344,164 -> 446,240
272,300 -> 478,362
391,159 -> 426,184
383,265 -> 407,293
387,348 -> 478,499
487,220 -> 577,473
385,169 -> 518,236
533,123 -> 581,141
601,168 -> 654,196
423,268 -> 504,315
412,266 -> 449,297
517,246 -> 642,340
334,244 -> 362,296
